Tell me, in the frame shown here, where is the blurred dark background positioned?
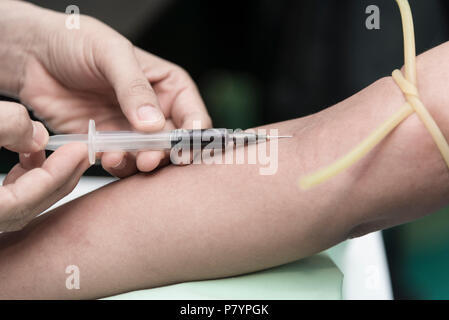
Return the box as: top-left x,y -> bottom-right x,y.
2,0 -> 449,299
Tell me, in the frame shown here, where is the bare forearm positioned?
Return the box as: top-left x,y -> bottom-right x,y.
2,44 -> 449,298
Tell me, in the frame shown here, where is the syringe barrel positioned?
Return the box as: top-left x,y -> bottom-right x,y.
87,119 -> 240,165
57,120 -> 271,166
87,119 -> 174,164
94,131 -> 173,152
94,129 -> 232,151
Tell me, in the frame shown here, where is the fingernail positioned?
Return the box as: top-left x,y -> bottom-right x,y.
32,121 -> 48,149
137,106 -> 163,123
23,153 -> 31,158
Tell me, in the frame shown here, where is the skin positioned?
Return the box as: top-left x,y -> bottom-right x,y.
2,37 -> 449,298
0,1 -> 210,231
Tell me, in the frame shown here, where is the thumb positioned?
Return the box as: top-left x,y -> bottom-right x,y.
97,40 -> 165,132
0,102 -> 48,153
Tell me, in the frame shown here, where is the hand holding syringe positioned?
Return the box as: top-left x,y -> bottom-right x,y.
46,120 -> 292,165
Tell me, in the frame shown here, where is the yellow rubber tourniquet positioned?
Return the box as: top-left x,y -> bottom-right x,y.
299,0 -> 449,190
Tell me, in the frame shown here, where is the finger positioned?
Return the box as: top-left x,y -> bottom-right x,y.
0,143 -> 90,231
136,150 -> 164,172
3,151 -> 47,185
0,102 -> 48,153
94,119 -> 138,177
96,39 -> 165,132
20,151 -> 46,170
180,112 -> 213,130
134,119 -> 176,172
135,49 -> 212,129
167,80 -> 212,129
101,151 -> 137,178
2,164 -> 25,186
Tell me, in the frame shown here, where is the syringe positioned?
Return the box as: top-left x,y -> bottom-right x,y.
46,120 -> 292,164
